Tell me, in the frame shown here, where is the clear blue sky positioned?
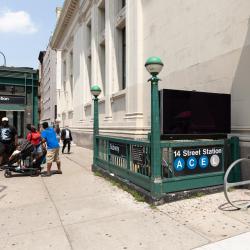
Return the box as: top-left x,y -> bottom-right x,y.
0,0 -> 64,69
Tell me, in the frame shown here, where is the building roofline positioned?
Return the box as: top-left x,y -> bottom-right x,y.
50,0 -> 78,49
0,66 -> 38,74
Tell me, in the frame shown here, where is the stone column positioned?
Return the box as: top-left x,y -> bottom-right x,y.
124,0 -> 144,124
56,50 -> 62,121
104,0 -> 115,121
91,3 -> 99,86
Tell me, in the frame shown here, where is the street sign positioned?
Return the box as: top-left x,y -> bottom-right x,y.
172,146 -> 223,176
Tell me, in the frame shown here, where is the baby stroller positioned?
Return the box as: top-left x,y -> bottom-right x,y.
4,140 -> 46,178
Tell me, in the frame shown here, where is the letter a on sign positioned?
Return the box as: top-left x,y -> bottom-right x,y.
174,157 -> 185,172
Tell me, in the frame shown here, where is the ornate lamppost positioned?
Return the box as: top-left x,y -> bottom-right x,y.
90,85 -> 101,165
145,57 -> 164,191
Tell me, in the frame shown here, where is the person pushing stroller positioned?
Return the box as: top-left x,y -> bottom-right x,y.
26,124 -> 42,155
9,124 -> 43,170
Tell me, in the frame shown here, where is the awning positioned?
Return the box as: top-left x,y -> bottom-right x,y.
0,104 -> 25,111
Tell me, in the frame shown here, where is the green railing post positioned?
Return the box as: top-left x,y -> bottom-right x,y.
126,144 -> 130,171
91,85 -> 101,167
145,57 -> 164,198
93,96 -> 99,165
150,76 -> 161,178
230,136 -> 241,182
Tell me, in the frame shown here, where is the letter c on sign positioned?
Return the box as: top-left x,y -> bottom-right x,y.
187,156 -> 197,170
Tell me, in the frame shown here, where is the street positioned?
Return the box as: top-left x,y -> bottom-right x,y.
0,146 -> 249,250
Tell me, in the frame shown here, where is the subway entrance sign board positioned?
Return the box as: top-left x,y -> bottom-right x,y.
172,146 -> 223,176
0,95 -> 25,105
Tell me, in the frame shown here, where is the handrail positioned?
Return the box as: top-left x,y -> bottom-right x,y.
160,139 -> 225,148
96,135 -> 150,146
224,158 -> 250,209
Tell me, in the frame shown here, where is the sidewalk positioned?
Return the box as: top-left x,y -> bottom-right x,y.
0,146 -> 249,250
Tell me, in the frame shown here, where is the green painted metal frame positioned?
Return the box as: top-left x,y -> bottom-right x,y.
95,135 -> 151,190
160,139 -> 226,193
92,59 -> 240,198
161,172 -> 224,193
93,135 -> 239,198
96,158 -> 151,191
0,68 -> 39,127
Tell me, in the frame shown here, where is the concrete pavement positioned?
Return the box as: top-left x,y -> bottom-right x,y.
0,146 -> 249,250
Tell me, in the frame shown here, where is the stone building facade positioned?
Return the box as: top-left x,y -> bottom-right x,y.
50,0 -> 250,151
38,44 -> 59,126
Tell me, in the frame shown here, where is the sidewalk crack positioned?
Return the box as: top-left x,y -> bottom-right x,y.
41,177 -> 74,250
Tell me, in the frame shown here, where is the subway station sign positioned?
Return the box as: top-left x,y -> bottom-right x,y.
0,95 -> 25,105
172,146 -> 223,176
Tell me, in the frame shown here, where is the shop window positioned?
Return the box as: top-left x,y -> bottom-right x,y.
0,85 -> 6,91
121,27 -> 126,90
70,51 -> 74,98
116,26 -> 126,90
15,86 -> 25,94
63,60 -> 67,91
87,19 -> 92,88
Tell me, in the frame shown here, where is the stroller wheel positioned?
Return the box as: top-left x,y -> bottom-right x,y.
30,169 -> 40,177
4,170 -> 12,178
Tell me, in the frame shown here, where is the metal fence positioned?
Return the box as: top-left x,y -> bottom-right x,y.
94,135 -> 239,197
95,135 -> 151,191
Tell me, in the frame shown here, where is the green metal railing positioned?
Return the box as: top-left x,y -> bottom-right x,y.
160,139 -> 227,193
95,135 -> 151,191
91,58 -> 241,199
94,135 -> 240,197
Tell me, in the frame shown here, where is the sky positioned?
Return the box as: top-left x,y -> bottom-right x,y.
0,0 -> 64,69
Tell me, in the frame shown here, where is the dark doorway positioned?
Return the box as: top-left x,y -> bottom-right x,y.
13,111 -> 17,130
0,111 -> 6,125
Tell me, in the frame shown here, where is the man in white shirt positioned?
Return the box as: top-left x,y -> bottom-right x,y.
61,126 -> 72,154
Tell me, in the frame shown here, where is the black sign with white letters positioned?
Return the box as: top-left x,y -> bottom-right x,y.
172,146 -> 223,176
0,95 -> 25,105
109,141 -> 127,158
131,145 -> 146,166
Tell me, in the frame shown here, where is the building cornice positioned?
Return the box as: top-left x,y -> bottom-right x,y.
78,0 -> 92,22
50,0 -> 79,49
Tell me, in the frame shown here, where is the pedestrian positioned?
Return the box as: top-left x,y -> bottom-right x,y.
26,124 -> 43,157
0,117 -> 18,165
41,122 -> 62,176
61,126 -> 72,154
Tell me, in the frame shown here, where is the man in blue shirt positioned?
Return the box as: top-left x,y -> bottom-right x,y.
41,122 -> 62,176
